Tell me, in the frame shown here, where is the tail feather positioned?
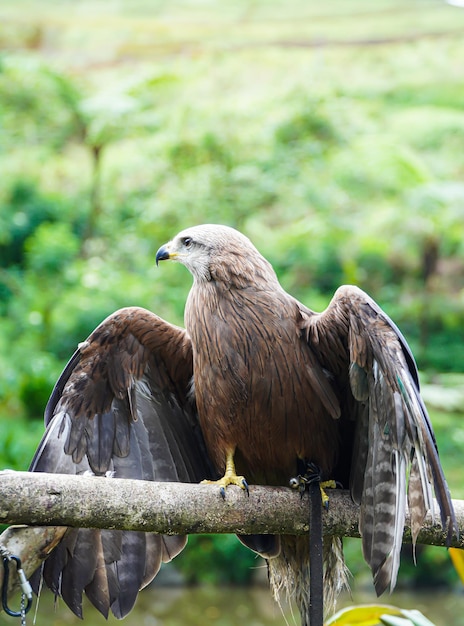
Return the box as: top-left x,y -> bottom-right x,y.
267,535 -> 349,625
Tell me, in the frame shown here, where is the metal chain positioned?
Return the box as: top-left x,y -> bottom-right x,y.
21,593 -> 27,626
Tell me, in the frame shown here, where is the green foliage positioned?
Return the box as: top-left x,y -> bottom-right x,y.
274,100 -> 340,149
0,418 -> 45,470
0,180 -> 62,268
0,0 -> 463,593
397,545 -> 457,590
25,222 -> 80,274
174,535 -> 258,585
169,132 -> 234,170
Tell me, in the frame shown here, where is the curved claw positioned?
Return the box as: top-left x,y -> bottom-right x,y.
201,473 -> 249,498
320,480 -> 336,510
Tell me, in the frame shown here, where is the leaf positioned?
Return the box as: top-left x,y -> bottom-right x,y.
380,617 -> 414,626
449,547 -> 464,585
400,609 -> 437,626
380,609 -> 436,626
325,604 -> 402,625
325,606 -> 437,626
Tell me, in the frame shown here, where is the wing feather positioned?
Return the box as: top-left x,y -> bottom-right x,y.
303,285 -> 457,595
29,307 -> 214,619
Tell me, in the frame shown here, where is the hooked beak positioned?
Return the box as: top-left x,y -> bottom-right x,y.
156,244 -> 172,266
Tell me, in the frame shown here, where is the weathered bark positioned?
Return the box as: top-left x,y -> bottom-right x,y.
0,525 -> 67,598
0,470 -> 462,610
0,471 -> 462,544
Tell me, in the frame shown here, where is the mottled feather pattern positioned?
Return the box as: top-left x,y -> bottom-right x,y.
318,286 -> 455,593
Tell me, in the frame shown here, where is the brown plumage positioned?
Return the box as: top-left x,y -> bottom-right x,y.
29,224 -> 456,623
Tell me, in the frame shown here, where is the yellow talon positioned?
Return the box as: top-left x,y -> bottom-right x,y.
290,465 -> 337,508
320,479 -> 337,509
201,449 -> 249,497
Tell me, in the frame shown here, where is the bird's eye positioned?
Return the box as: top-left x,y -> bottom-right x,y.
183,237 -> 193,248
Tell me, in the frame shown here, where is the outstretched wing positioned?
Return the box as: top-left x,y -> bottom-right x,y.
29,307 -> 216,619
301,285 -> 457,595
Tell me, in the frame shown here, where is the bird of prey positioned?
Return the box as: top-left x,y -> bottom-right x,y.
28,224 -> 456,624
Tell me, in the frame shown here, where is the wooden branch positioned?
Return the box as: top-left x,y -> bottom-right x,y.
0,471 -> 462,546
0,470 -> 463,607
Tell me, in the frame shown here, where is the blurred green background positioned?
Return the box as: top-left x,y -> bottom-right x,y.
1,0 -> 464,621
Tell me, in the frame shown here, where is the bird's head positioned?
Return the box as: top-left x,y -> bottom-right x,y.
156,224 -> 277,287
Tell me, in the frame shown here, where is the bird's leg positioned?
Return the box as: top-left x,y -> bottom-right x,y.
201,448 -> 249,499
289,461 -> 337,510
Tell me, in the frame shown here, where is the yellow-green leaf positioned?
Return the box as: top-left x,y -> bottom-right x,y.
325,606 -> 436,626
325,604 -> 402,625
449,547 -> 464,585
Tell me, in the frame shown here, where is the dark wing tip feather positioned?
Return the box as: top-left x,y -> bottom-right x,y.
237,534 -> 280,559
373,558 -> 393,597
